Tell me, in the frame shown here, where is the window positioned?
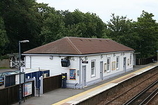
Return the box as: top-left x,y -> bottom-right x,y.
91,60 -> 96,77
112,61 -> 115,70
104,63 -> 107,72
107,58 -> 110,72
128,59 -> 130,66
100,55 -> 103,59
116,56 -> 119,70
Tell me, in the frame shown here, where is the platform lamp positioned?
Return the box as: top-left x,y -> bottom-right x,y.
18,40 -> 29,104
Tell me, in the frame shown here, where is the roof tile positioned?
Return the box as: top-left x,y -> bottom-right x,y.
24,37 -> 134,55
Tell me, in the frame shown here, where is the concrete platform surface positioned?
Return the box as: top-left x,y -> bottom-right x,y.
12,62 -> 158,105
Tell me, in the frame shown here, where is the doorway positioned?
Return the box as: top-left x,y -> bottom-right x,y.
100,61 -> 103,80
82,66 -> 86,87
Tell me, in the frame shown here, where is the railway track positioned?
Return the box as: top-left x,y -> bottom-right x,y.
97,68 -> 158,105
123,80 -> 158,105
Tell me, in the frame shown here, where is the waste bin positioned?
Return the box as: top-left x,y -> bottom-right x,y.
61,73 -> 67,88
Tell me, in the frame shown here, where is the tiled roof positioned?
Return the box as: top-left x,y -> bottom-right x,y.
24,37 -> 134,55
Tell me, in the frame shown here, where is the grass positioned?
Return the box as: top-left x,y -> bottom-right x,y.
0,67 -> 10,69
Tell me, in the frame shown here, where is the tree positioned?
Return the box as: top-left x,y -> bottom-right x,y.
40,9 -> 107,44
135,11 -> 158,58
106,14 -> 140,51
63,10 -> 107,38
39,6 -> 65,44
107,14 -> 133,42
107,12 -> 158,58
0,0 -> 42,53
0,16 -> 9,57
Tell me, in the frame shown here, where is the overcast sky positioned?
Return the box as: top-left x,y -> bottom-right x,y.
36,0 -> 158,22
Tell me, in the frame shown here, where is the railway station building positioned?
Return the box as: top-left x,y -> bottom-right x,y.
23,37 -> 134,88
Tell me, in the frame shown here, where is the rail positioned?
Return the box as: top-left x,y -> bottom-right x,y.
123,80 -> 158,105
140,88 -> 158,105
105,72 -> 158,105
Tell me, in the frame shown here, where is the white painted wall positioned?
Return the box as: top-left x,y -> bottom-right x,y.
81,55 -> 101,83
25,56 -> 80,84
101,52 -> 133,77
80,52 -> 134,86
24,51 -> 133,88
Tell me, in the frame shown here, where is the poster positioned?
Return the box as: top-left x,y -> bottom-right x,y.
70,69 -> 76,80
24,82 -> 32,96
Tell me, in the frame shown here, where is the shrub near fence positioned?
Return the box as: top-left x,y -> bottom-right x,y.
43,75 -> 62,93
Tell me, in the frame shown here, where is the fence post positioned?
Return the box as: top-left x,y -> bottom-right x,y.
39,76 -> 43,95
33,77 -> 37,96
138,59 -> 140,65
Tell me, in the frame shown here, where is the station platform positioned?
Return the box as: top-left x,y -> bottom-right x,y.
13,62 -> 158,105
53,62 -> 158,105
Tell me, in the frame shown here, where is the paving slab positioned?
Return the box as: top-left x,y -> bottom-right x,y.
12,62 -> 158,105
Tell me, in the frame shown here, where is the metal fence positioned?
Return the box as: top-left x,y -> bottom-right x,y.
43,74 -> 62,93
0,81 -> 34,105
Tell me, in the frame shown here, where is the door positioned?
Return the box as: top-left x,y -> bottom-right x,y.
82,66 -> 86,87
123,57 -> 126,72
100,61 -> 103,80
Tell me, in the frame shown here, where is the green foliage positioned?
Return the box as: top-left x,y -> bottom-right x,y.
0,1 -> 157,59
0,55 -> 9,60
62,10 -> 107,38
107,14 -> 139,52
0,17 -> 9,58
40,8 -> 65,44
107,11 -> 158,58
39,9 -> 107,44
107,14 -> 133,42
0,0 -> 42,53
0,17 -> 8,47
135,11 -> 158,58
0,67 -> 10,69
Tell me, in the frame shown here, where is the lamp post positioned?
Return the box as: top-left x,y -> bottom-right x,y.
19,40 -> 29,104
156,50 -> 158,62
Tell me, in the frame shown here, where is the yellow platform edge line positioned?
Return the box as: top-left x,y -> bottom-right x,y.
53,64 -> 156,105
53,81 -> 111,105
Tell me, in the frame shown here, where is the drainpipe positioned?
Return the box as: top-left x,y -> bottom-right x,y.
29,56 -> 32,69
79,57 -> 82,88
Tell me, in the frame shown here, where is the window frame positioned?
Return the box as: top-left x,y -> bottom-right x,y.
112,61 -> 116,70
104,63 -> 107,72
116,56 -> 119,70
107,57 -> 110,72
91,60 -> 96,77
